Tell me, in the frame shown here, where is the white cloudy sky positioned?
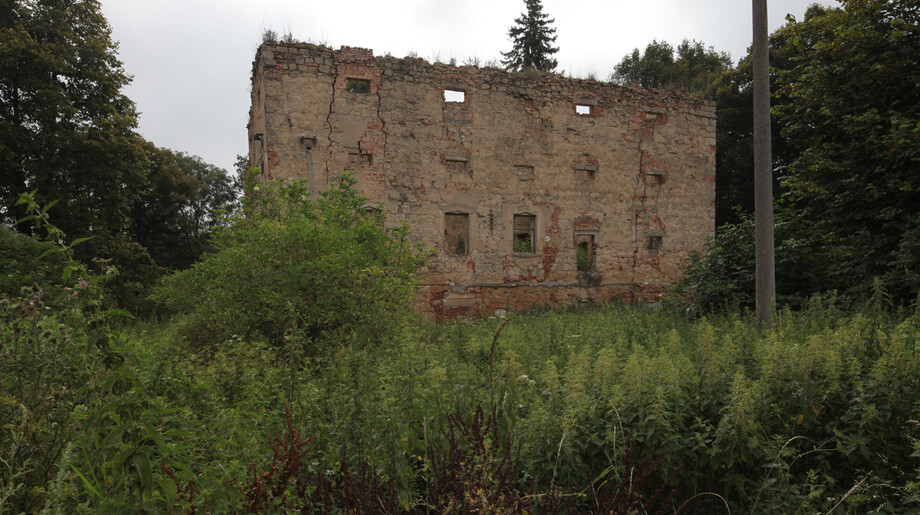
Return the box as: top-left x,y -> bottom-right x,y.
99,0 -> 835,173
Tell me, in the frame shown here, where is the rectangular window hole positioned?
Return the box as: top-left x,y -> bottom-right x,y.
575,104 -> 592,115
575,234 -> 595,271
346,78 -> 370,93
513,214 -> 536,254
646,169 -> 666,185
445,212 -> 470,255
347,151 -> 372,168
444,89 -> 466,102
646,235 -> 663,253
515,165 -> 534,181
574,164 -> 596,180
446,160 -> 469,174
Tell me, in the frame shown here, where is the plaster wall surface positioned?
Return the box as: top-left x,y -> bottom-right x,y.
249,43 -> 716,319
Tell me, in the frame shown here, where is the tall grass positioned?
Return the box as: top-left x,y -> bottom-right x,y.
5,287 -> 920,511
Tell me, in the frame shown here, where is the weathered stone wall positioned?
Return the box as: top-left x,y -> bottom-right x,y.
249,43 -> 716,319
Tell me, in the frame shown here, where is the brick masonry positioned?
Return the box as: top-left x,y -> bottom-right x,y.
249,43 -> 716,320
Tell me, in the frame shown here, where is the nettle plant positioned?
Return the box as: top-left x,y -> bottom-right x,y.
157,172 -> 430,351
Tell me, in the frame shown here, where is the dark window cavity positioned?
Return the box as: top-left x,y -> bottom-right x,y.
575,234 -> 595,271
513,214 -> 536,254
445,212 -> 470,255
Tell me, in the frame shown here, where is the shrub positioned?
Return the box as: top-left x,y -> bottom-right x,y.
666,207 -> 841,315
156,173 -> 429,350
0,225 -> 67,300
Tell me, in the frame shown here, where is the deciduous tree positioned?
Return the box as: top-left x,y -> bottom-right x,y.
610,39 -> 731,96
0,0 -> 147,238
775,0 -> 920,301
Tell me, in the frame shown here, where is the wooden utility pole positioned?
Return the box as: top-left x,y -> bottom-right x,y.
753,0 -> 776,328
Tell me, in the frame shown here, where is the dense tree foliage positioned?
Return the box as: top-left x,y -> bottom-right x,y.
710,40 -> 801,227
157,174 -> 428,349
501,0 -> 559,72
655,1 -> 920,308
776,0 -> 920,302
130,145 -> 237,270
0,0 -> 237,312
0,0 -> 146,236
610,39 -> 731,96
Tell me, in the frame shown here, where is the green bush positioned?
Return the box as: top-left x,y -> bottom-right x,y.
0,225 -> 68,300
667,207 -> 842,315
156,173 -> 429,349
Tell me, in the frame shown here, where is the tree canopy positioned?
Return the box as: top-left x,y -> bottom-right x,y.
0,0 -> 238,312
0,0 -> 147,236
775,0 -> 920,300
610,39 -> 731,96
501,0 -> 559,72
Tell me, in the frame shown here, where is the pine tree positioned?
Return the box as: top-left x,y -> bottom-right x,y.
501,0 -> 559,72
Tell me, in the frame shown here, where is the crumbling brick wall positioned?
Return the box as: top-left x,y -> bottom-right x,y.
249,43 -> 716,319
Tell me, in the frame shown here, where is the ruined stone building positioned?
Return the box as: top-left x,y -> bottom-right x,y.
248,43 -> 716,319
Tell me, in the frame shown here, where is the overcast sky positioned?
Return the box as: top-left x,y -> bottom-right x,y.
99,0 -> 835,173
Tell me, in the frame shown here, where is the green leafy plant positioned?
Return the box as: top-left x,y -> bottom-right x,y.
157,172 -> 429,350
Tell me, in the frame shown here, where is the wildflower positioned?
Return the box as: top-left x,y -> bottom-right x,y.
77,280 -> 89,287
28,301 -> 34,306
32,294 -> 39,299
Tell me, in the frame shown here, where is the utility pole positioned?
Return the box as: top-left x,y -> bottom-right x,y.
753,0 -> 776,328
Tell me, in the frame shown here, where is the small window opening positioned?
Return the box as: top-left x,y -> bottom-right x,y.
574,164 -> 597,180
646,235 -> 663,253
575,104 -> 592,115
444,89 -> 466,102
646,169 -> 666,185
515,165 -> 534,181
576,234 -> 595,271
446,160 -> 469,174
346,78 -> 370,93
347,150 -> 373,168
445,213 -> 469,255
513,214 -> 536,254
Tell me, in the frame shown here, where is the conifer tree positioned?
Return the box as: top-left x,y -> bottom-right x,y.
501,0 -> 559,72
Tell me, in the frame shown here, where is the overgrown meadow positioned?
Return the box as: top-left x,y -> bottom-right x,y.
3,181 -> 920,513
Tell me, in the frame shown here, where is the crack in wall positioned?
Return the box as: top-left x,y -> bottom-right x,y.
631,136 -> 645,280
375,77 -> 388,169
323,63 -> 337,192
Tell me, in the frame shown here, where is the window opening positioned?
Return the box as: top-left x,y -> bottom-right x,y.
646,235 -> 663,253
513,214 -> 536,254
575,234 -> 595,271
574,163 -> 597,180
646,170 -> 665,185
575,104 -> 592,115
445,212 -> 469,255
444,89 -> 466,102
346,78 -> 370,93
347,149 -> 373,168
515,165 -> 534,181
445,154 -> 470,175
